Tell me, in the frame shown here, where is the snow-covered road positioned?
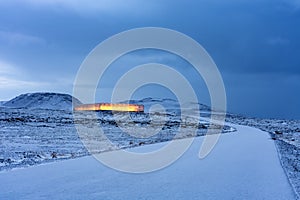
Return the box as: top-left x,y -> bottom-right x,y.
0,124 -> 295,199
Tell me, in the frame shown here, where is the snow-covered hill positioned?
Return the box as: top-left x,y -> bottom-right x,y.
0,101 -> 7,106
3,92 -> 82,111
122,97 -> 211,113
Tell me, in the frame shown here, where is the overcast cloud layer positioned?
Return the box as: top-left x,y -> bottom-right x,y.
0,0 -> 299,119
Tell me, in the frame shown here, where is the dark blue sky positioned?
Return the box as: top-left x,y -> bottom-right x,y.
0,0 -> 299,119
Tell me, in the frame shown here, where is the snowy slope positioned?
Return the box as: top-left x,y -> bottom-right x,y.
0,124 -> 295,200
0,101 -> 6,106
3,92 -> 82,111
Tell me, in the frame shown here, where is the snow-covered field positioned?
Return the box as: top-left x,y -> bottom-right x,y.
0,92 -> 299,199
0,124 -> 295,199
0,94 -> 234,171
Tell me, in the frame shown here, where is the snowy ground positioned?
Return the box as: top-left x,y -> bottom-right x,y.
0,102 -> 234,171
0,124 -> 295,200
0,94 -> 299,199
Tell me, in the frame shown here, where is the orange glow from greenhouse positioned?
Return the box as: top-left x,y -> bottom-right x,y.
74,103 -> 144,112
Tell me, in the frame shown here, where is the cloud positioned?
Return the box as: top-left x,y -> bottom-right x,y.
0,77 -> 41,89
0,60 -> 76,100
278,0 -> 300,10
0,61 -> 18,75
266,37 -> 290,45
0,60 -> 47,89
0,30 -> 45,46
13,0 -> 159,16
287,0 -> 300,7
